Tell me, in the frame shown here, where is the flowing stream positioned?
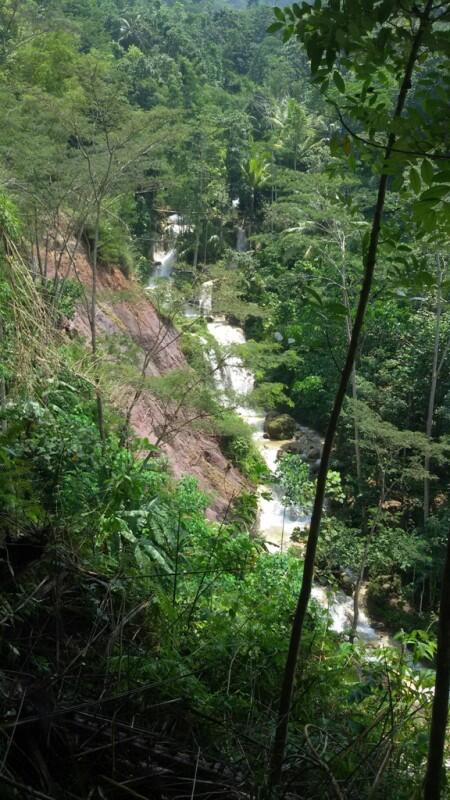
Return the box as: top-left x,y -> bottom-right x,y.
148,214 -> 189,288
148,216 -> 381,642
203,305 -> 381,642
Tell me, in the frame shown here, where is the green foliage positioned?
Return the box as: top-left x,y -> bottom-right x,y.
88,205 -> 138,276
15,32 -> 80,95
1,0 -> 450,795
276,452 -> 315,511
216,410 -> 269,481
0,193 -> 21,242
227,433 -> 269,481
276,453 -> 344,516
40,277 -> 84,321
228,490 -> 259,531
250,381 -> 294,410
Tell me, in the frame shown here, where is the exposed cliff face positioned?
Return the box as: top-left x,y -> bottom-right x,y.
57,248 -> 246,517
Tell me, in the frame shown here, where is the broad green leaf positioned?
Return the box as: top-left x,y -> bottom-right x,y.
422,210 -> 437,232
304,286 -> 323,306
420,159 -> 434,186
333,71 -> 346,93
409,167 -> 421,194
420,185 -> 450,204
414,270 -> 434,287
326,301 -> 348,317
433,170 -> 450,183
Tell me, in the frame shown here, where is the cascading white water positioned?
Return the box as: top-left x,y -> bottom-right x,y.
310,586 -> 381,641
148,214 -> 190,287
206,321 -> 310,549
236,227 -> 248,252
205,303 -> 380,642
149,249 -> 177,285
206,321 -> 254,400
199,280 -> 214,317
167,213 -> 187,236
145,210 -> 388,645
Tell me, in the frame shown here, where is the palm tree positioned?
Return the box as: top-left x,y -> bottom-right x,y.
241,143 -> 270,227
270,97 -> 324,170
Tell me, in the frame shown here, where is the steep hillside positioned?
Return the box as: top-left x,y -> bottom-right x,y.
57,247 -> 246,517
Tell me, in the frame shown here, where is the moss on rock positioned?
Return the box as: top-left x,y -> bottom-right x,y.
266,413 -> 296,440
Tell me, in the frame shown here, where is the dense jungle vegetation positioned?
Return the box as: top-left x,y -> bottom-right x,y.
1,0 -> 450,797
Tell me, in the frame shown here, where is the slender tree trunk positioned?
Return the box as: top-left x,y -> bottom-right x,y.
271,151 -> 275,234
172,513 -> 182,606
203,221 -> 208,266
342,246 -> 362,486
43,233 -> 49,280
194,141 -> 205,270
0,317 -> 6,432
350,471 -> 385,643
34,209 -> 43,279
249,188 -> 255,235
424,260 -> 442,524
350,364 -> 361,477
351,558 -> 365,643
90,206 -> 105,442
268,8 -> 432,789
423,528 -> 450,799
193,225 -> 200,270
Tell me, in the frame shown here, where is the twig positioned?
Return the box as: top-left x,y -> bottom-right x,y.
334,104 -> 450,161
367,743 -> 393,799
0,691 -> 26,773
0,774 -> 56,800
100,775 -> 149,799
304,725 -> 345,800
190,746 -> 201,799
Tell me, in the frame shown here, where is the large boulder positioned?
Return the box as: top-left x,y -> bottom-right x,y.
266,413 -> 296,440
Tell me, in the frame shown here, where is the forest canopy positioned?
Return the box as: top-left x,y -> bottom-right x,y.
0,0 -> 450,798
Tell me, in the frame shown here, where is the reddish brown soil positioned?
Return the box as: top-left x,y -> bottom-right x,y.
55,247 -> 246,517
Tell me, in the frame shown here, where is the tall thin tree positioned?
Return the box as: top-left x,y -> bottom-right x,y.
267,0 -> 436,788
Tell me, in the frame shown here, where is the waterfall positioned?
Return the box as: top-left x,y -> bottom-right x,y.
236,227 -> 247,252
204,300 -> 381,643
206,321 -> 254,400
199,280 -> 214,316
167,213 -> 190,236
149,249 -> 177,285
310,586 -> 381,641
148,213 -> 190,287
205,319 -> 308,547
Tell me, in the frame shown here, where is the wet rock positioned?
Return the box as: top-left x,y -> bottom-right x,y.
266,413 -> 296,440
263,411 -> 278,432
263,433 -> 269,440
307,446 -> 321,460
279,440 -> 305,456
341,571 -> 356,592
